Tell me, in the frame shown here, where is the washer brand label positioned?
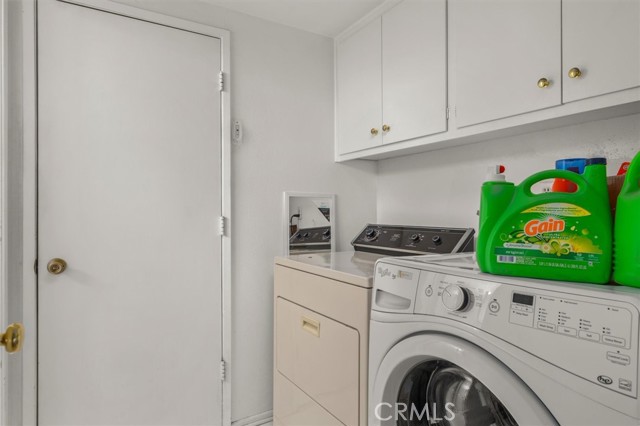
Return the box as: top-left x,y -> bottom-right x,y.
597,375 -> 613,385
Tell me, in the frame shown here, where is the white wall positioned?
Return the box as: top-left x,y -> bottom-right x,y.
115,1 -> 378,423
377,113 -> 640,229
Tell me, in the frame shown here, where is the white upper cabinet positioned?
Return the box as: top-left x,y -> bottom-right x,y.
382,0 -> 447,144
452,0 -> 562,128
336,0 -> 447,155
335,0 -> 640,161
336,18 -> 382,155
562,0 -> 640,103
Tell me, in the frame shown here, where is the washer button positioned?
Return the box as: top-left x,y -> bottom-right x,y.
537,322 -> 556,332
558,326 -> 577,337
425,286 -> 433,297
603,335 -> 626,347
579,330 -> 600,342
606,352 -> 631,366
489,300 -> 500,313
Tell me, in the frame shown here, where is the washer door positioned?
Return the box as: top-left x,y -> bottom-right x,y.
370,334 -> 558,425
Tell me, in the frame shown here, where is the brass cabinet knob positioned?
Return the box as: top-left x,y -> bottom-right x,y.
568,67 -> 582,79
370,128 -> 379,136
1,323 -> 24,354
537,78 -> 550,88
382,124 -> 391,132
47,258 -> 67,275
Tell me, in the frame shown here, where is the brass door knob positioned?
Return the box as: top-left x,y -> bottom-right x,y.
537,78 -> 550,88
1,323 -> 24,354
47,258 -> 67,275
382,124 -> 391,132
568,67 -> 582,79
370,128 -> 379,136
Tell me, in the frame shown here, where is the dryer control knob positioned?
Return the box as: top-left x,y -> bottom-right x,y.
441,284 -> 469,312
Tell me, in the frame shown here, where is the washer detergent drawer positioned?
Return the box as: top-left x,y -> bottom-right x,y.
276,297 -> 359,426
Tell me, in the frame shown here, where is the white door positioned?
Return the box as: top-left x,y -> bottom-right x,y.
336,17 -> 383,155
382,0 -> 447,145
563,0 -> 640,103
369,334 -> 558,425
451,0 -> 561,127
38,1 -> 223,424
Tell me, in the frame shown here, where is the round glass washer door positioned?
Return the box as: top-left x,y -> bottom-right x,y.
370,334 -> 558,426
397,359 -> 516,426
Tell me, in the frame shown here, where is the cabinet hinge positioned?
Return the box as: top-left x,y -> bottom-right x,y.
218,71 -> 224,92
34,259 -> 38,275
217,216 -> 226,236
446,106 -> 450,120
220,359 -> 227,382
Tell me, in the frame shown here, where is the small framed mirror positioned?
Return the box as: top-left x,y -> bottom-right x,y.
283,192 -> 335,256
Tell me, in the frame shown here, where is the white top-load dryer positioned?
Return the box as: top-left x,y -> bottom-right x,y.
369,253 -> 639,425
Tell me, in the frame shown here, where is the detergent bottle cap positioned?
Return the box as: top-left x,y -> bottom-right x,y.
587,157 -> 607,166
485,165 -> 506,182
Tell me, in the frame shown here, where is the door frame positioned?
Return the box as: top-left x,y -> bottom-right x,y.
17,0 -> 232,424
0,0 -> 7,422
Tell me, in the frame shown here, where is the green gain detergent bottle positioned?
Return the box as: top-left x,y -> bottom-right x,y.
477,162 -> 612,284
614,151 -> 640,287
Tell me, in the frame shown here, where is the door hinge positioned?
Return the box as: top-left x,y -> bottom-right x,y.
34,259 -> 38,275
220,359 -> 227,381
217,216 -> 226,236
218,71 -> 224,92
446,106 -> 450,120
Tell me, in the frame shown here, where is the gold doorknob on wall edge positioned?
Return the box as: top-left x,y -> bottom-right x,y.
370,128 -> 379,136
1,323 -> 24,354
47,258 -> 67,275
537,78 -> 550,88
382,124 -> 391,132
568,67 -> 582,79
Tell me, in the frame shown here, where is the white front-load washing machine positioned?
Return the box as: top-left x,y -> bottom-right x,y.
369,254 -> 640,425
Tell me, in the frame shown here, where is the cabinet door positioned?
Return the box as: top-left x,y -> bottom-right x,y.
452,0 -> 561,127
563,0 -> 640,103
336,18 -> 382,155
382,0 -> 447,144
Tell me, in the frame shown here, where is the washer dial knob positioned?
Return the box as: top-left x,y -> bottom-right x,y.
441,284 -> 469,312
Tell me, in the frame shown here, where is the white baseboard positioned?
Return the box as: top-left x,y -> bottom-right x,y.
231,410 -> 273,426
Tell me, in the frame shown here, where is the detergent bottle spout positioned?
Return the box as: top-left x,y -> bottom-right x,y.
485,165 -> 507,182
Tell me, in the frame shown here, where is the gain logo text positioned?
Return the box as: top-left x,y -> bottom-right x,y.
524,217 -> 565,236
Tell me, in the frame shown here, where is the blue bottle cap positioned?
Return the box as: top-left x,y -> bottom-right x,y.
556,158 -> 587,174
587,157 -> 607,166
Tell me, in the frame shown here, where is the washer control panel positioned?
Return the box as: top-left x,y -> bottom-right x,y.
371,262 -> 640,399
411,271 -> 639,398
508,291 -> 632,350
